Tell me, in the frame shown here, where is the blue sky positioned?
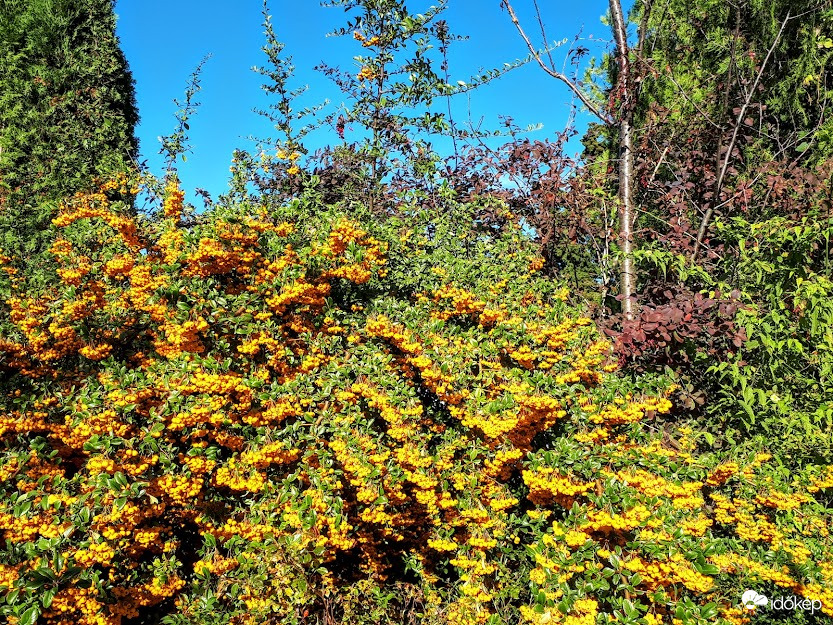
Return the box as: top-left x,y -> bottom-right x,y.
113,0 -> 632,205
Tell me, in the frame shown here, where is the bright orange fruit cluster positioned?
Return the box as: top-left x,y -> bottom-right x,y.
0,181 -> 831,625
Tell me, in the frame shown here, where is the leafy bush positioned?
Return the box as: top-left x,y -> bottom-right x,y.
0,178 -> 832,625
703,214 -> 833,463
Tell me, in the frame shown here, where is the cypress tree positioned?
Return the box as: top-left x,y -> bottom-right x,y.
0,0 -> 138,261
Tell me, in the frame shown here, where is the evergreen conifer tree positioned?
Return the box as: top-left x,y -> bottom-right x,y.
0,0 -> 138,262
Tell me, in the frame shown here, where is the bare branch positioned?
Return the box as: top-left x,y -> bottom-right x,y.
532,0 -> 556,72
692,9 -> 792,260
649,144 -> 671,184
501,0 -> 608,123
636,0 -> 654,58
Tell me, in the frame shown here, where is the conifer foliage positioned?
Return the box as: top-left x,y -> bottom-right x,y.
0,0 -> 138,260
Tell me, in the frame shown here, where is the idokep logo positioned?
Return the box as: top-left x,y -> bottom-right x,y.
741,589 -> 823,615
741,590 -> 768,610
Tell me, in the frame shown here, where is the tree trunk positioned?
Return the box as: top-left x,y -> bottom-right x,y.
609,0 -> 636,320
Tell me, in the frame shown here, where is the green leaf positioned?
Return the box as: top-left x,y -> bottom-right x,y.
701,603 -> 719,619
693,562 -> 720,576
41,588 -> 56,609
19,606 -> 40,625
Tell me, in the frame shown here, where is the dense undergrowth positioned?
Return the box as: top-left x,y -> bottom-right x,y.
0,178 -> 831,625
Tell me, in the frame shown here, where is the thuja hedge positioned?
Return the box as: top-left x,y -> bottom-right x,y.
0,178 -> 832,625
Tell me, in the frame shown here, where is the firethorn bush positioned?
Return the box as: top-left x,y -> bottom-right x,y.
0,176 -> 830,625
